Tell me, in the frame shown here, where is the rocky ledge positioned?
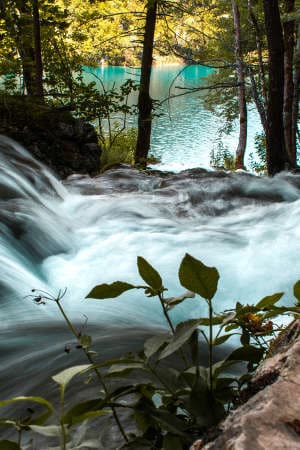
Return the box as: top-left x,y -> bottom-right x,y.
191,320 -> 300,450
0,95 -> 101,178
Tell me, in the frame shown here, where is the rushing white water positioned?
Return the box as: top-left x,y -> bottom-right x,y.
0,136 -> 300,445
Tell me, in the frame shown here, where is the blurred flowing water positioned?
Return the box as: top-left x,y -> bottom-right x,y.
1,135 -> 300,447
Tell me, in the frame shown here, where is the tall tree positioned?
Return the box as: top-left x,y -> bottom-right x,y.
232,0 -> 247,169
32,0 -> 44,98
263,0 -> 288,175
283,0 -> 296,165
135,0 -> 158,168
292,23 -> 300,158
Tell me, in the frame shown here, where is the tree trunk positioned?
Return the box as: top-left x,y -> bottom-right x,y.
263,0 -> 287,175
32,0 -> 44,99
283,0 -> 295,166
247,0 -> 267,109
292,23 -> 300,161
232,0 -> 247,170
135,0 -> 158,168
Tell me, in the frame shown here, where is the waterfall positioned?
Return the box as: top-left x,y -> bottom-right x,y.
0,135 -> 300,444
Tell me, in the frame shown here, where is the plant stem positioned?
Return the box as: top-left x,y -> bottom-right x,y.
158,292 -> 190,369
59,390 -> 67,450
208,300 -> 213,392
55,299 -> 129,443
158,292 -> 175,334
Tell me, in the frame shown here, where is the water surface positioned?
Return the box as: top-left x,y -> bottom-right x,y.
83,65 -> 262,171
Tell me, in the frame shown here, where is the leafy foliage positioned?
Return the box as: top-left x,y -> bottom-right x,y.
1,255 -> 299,449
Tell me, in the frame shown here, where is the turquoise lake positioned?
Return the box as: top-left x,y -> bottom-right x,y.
83,64 -> 262,171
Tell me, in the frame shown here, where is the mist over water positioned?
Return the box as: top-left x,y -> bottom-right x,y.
0,136 -> 299,446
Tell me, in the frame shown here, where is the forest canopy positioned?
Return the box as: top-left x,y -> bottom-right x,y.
0,0 -> 299,175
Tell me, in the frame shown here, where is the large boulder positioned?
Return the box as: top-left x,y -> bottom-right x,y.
191,320 -> 300,450
0,95 -> 101,178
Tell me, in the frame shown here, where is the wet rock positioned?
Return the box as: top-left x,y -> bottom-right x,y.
192,321 -> 300,450
0,96 -> 101,178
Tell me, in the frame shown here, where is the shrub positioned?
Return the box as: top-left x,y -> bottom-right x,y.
100,126 -> 137,171
210,142 -> 235,170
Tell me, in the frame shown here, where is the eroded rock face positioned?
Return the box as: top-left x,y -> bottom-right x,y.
191,322 -> 300,450
0,99 -> 101,178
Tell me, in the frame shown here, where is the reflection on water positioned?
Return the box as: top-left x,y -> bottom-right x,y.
83,65 -> 262,171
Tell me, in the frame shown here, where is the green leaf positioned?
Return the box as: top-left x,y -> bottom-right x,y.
52,364 -> 91,392
63,398 -> 106,426
150,410 -> 187,436
213,334 -> 233,346
144,333 -> 170,359
212,359 -> 239,377
137,256 -> 163,290
0,441 -> 21,450
107,362 -> 145,377
186,377 -> 224,427
158,319 -> 201,360
240,331 -> 250,346
162,434 -> 183,450
197,316 -> 224,326
294,281 -> 300,302
255,293 -> 284,309
164,291 -> 195,310
30,425 -> 61,437
86,281 -> 135,299
226,345 -> 264,364
0,396 -> 54,415
179,253 -> 219,300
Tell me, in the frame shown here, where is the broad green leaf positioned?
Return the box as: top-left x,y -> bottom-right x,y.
162,434 -> 183,450
0,441 -> 20,450
212,359 -> 239,377
94,357 -> 143,369
226,345 -> 264,364
52,364 -> 91,391
164,291 -> 195,310
179,254 -> 219,300
0,420 -> 17,427
225,323 -> 239,332
86,281 -> 135,299
186,377 -> 224,427
240,331 -> 250,346
197,316 -> 224,326
294,281 -> 300,302
158,319 -> 201,360
150,410 -> 187,436
213,334 -> 234,346
30,425 -> 61,437
144,333 -> 170,359
63,399 -> 106,425
0,396 -> 54,414
137,256 -> 163,290
255,293 -> 284,309
107,362 -> 145,376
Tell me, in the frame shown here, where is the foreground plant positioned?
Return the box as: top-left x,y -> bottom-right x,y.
1,254 -> 299,449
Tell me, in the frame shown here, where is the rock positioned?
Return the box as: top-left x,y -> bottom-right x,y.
192,321 -> 300,450
0,96 -> 101,178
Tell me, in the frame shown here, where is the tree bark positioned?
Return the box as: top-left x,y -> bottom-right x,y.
247,0 -> 267,109
263,0 -> 288,175
292,23 -> 300,161
283,0 -> 295,165
135,0 -> 158,168
32,0 -> 44,99
232,0 -> 247,170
